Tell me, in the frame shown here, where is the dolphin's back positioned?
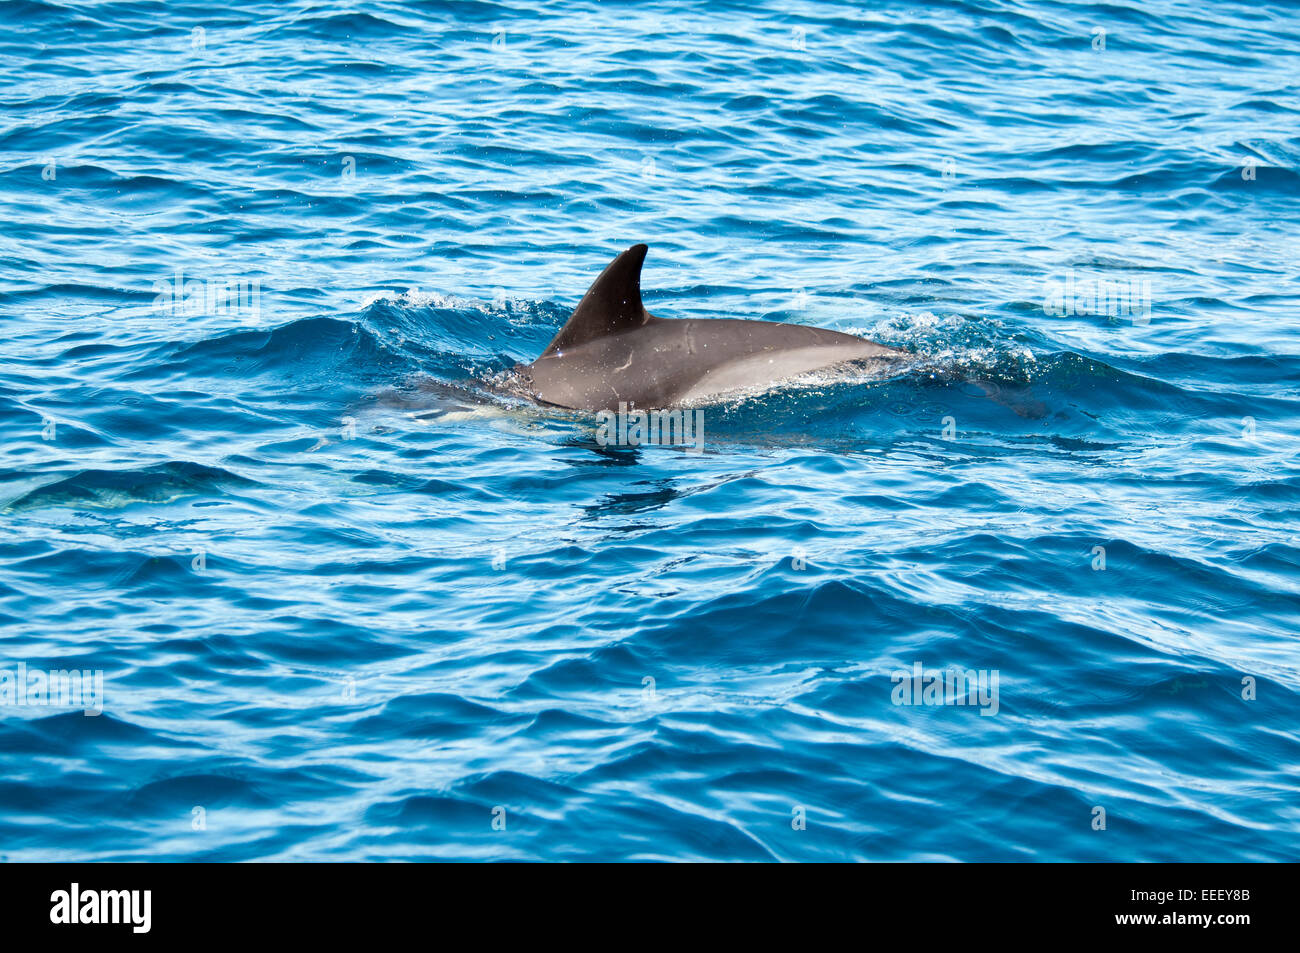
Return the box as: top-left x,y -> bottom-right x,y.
520,245 -> 902,411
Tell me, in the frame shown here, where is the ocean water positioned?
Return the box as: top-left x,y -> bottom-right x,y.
2,0 -> 1298,862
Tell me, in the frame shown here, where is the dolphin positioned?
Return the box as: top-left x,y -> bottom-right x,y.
516,244 -> 904,411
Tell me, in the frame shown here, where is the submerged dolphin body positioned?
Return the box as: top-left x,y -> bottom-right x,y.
516,244 -> 904,411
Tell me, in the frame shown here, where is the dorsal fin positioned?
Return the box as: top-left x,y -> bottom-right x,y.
541,244 -> 652,357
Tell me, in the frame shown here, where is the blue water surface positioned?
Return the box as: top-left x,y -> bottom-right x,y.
1,0 -> 1299,861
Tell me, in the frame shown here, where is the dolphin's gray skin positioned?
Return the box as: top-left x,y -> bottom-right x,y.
516,244 -> 904,411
